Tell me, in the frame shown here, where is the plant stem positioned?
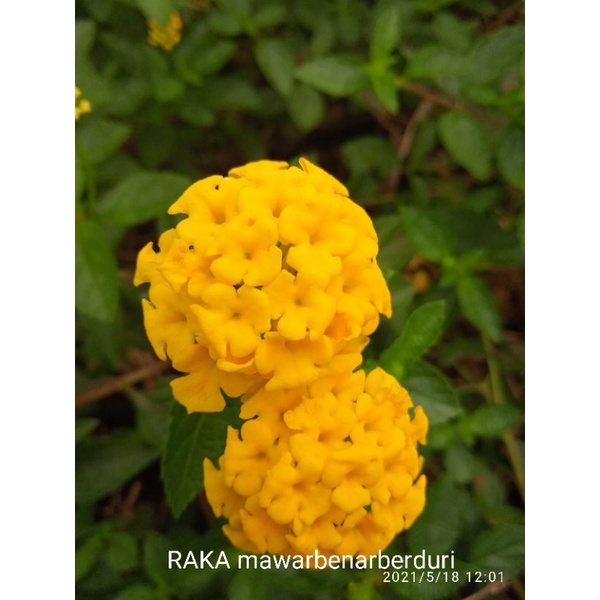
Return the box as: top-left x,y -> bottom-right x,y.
483,337 -> 525,503
397,79 -> 508,127
75,361 -> 170,409
461,579 -> 511,600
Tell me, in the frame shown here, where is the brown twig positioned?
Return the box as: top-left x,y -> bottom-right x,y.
359,91 -> 405,146
119,480 -> 143,526
461,580 -> 511,600
75,360 -> 170,409
398,100 -> 434,162
380,100 -> 434,192
401,81 -> 460,112
400,81 -> 507,128
485,0 -> 524,32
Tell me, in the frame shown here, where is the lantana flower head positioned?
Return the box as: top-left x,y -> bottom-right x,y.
204,367 -> 428,557
135,159 -> 391,413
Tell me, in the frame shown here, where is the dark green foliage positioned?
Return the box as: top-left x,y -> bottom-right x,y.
75,0 -> 524,597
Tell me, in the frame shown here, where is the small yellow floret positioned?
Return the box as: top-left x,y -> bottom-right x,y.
75,87 -> 91,120
147,12 -> 183,51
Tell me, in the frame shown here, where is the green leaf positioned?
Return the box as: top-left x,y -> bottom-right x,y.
370,0 -> 402,60
219,0 -> 252,20
75,19 -> 96,59
295,56 -> 368,97
107,532 -> 139,574
343,135 -> 398,178
347,576 -> 380,600
191,41 -> 237,78
143,532 -> 172,589
469,524 -> 525,578
255,38 -> 295,97
403,362 -> 462,425
206,8 -> 243,36
407,477 -> 463,554
381,300 -> 446,372
432,11 -> 476,53
76,430 -> 160,504
112,83 -> 152,121
400,206 -> 455,261
444,440 -> 476,483
371,70 -> 399,113
465,404 -> 522,438
473,461 -> 508,514
203,76 -> 263,111
76,20 -> 112,107
162,399 -> 243,517
95,171 -> 192,226
75,19 -> 112,108
457,277 -> 502,341
78,312 -> 123,369
229,568 -> 273,600
75,533 -> 105,582
426,422 -> 457,450
468,25 -> 525,84
251,3 -> 287,30
136,0 -> 178,27
498,127 -> 525,189
129,384 -> 171,450
337,0 -> 366,46
152,73 -> 186,104
178,98 -> 215,127
405,45 -> 469,79
76,116 -> 132,164
75,220 -> 120,323
438,112 -> 492,180
174,25 -> 236,85
76,417 -> 100,444
402,205 -> 517,268
286,83 -> 325,131
465,186 -> 502,214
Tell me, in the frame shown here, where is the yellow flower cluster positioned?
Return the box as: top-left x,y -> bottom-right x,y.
147,12 -> 183,51
135,159 -> 428,557
135,159 -> 391,412
75,87 -> 91,120
205,368 -> 428,556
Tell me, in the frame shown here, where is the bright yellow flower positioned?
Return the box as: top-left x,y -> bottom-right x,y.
135,159 -> 391,412
192,283 -> 271,366
147,12 -> 183,51
204,367 -> 428,557
75,87 -> 91,120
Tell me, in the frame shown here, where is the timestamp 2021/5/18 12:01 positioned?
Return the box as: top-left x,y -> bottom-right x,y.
382,570 -> 504,584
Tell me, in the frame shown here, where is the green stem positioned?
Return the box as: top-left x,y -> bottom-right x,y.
483,337 -> 525,503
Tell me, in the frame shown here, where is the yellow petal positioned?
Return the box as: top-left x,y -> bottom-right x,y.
331,480 -> 371,514
299,158 -> 349,196
170,368 -> 226,413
